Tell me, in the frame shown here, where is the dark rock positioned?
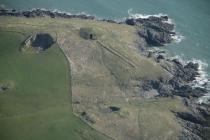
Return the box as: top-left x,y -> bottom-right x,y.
176,112 -> 205,125
141,80 -> 173,97
181,62 -> 199,82
176,85 -> 193,94
138,28 -> 172,46
22,11 -> 36,18
185,62 -> 199,70
168,77 -> 182,89
168,59 -> 200,82
175,100 -> 210,140
198,105 -> 210,118
157,54 -> 165,60
191,87 -> 208,97
172,59 -> 182,66
125,16 -> 175,46
157,83 -> 173,97
125,18 -> 136,25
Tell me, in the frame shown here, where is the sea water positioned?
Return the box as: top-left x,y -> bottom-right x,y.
1,0 -> 210,102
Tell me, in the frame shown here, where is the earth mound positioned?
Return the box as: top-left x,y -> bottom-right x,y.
22,33 -> 55,52
32,33 -> 55,50
79,27 -> 100,40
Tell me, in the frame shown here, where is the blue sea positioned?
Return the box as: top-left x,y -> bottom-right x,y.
1,0 -> 210,102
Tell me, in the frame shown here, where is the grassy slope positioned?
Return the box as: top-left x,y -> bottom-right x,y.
0,31 -> 110,140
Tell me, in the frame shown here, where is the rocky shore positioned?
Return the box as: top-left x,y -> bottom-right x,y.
125,16 -> 175,46
142,50 -> 210,139
124,12 -> 210,139
0,8 -> 209,140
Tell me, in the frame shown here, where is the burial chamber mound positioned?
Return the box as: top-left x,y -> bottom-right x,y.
31,33 -> 55,50
79,27 -> 100,40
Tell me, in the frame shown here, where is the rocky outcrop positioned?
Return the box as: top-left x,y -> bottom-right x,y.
140,55 -> 208,98
125,16 -> 175,46
175,99 -> 210,140
141,50 -> 210,139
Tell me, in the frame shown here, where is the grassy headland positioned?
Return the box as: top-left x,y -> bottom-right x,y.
0,16 -> 187,140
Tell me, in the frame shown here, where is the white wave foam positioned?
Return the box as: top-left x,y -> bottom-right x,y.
171,34 -> 185,43
189,59 -> 210,105
169,55 -> 186,64
50,8 -> 72,15
190,59 -> 209,88
197,94 -> 210,105
127,9 -> 173,24
128,9 -> 165,19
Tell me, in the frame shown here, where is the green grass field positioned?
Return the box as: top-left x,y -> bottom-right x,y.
0,31 -> 110,140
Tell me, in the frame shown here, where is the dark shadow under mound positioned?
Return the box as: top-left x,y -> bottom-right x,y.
79,27 -> 99,40
32,33 -> 54,50
0,85 -> 8,93
109,106 -> 120,112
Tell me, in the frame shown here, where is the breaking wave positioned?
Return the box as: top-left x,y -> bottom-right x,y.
171,34 -> 185,43
190,59 -> 209,88
127,9 -> 173,23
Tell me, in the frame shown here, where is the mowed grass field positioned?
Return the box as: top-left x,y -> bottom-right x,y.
0,31 -> 110,140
